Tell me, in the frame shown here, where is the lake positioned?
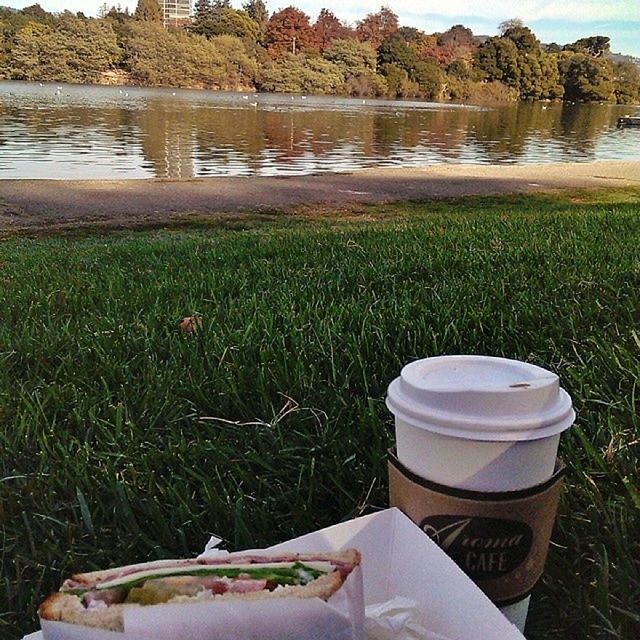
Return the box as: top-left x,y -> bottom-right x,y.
0,81 -> 638,180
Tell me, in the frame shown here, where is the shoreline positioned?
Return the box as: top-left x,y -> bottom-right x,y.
1,160 -> 639,232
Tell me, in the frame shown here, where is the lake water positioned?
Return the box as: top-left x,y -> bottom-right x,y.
0,81 -> 638,180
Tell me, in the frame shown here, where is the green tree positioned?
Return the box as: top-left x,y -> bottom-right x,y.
539,52 -> 564,99
516,48 -> 544,99
209,34 -> 258,88
8,17 -> 120,82
447,58 -> 471,80
58,15 -> 121,81
123,21 -> 228,88
559,52 -> 615,102
502,25 -> 539,53
0,20 -> 10,79
9,22 -> 72,81
193,0 -> 213,30
613,61 -> 640,104
380,62 -> 417,97
474,36 -> 520,88
259,53 -> 344,93
324,38 -> 384,96
324,38 -> 376,75
134,0 -> 162,23
377,33 -> 417,74
412,58 -> 444,99
242,0 -> 269,43
564,36 -> 610,58
208,9 -> 260,42
21,3 -> 49,20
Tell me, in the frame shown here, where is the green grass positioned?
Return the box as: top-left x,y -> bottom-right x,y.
1,189 -> 639,639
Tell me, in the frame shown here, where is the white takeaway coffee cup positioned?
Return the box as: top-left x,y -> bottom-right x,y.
386,355 -> 575,631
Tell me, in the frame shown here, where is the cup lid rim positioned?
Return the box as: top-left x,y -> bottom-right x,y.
386,355 -> 575,441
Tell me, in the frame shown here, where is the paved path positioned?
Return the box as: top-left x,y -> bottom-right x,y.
1,161 -> 639,231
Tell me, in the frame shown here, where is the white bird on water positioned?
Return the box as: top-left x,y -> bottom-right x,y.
242,95 -> 249,100
250,102 -> 258,108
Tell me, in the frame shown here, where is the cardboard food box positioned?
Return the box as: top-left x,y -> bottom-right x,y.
24,508 -> 524,640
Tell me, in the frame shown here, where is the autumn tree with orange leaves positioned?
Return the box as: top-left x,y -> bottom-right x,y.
356,6 -> 398,51
266,6 -> 317,57
314,9 -> 353,52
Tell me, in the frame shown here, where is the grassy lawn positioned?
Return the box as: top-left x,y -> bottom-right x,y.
1,189 -> 639,639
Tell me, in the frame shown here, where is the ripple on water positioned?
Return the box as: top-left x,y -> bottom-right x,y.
0,81 -> 639,179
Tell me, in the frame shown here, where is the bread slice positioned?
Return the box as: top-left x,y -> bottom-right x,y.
39,550 -> 360,632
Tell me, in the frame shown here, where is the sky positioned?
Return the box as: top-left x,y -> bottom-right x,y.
2,0 -> 639,57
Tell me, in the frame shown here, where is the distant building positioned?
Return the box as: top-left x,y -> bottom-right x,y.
159,0 -> 192,28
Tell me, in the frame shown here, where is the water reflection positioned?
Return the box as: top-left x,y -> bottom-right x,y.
0,82 -> 638,180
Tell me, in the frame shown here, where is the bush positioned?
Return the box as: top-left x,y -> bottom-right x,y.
343,71 -> 387,97
123,22 -> 227,89
380,63 -> 418,98
259,53 -> 344,94
466,80 -> 519,104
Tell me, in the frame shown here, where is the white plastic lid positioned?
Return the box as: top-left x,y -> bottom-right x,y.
386,355 -> 575,441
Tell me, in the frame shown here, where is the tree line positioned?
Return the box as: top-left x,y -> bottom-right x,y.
0,2 -> 638,104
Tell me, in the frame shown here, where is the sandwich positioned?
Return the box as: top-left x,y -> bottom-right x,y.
39,549 -> 361,633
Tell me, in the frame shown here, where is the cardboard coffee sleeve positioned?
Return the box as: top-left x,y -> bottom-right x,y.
388,451 -> 565,606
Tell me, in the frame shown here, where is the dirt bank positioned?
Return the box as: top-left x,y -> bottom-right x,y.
1,161 -> 639,232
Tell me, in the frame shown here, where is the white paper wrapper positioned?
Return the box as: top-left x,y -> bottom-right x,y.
365,597 -> 457,640
38,564 -> 364,640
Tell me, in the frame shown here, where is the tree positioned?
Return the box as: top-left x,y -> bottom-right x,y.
323,38 -> 385,96
21,4 -> 49,19
266,7 -> 317,57
208,9 -> 260,42
498,18 -> 523,35
564,36 -> 610,58
123,21 -> 228,88
377,33 -> 417,73
499,25 -> 551,99
134,0 -> 162,23
411,32 -> 437,61
544,42 -> 562,53
242,0 -> 268,42
324,38 -> 376,75
193,0 -> 213,26
474,36 -> 520,88
447,58 -> 471,80
559,52 -> 615,101
613,61 -> 640,104
259,52 -> 344,93
314,9 -> 352,52
0,20 -> 11,78
412,59 -> 444,99
210,34 -> 258,88
502,25 -> 539,53
438,24 -> 474,48
539,52 -> 563,99
8,17 -> 120,82
380,62 -> 417,97
356,6 -> 398,51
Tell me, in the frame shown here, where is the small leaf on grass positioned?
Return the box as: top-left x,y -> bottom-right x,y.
179,315 -> 203,334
